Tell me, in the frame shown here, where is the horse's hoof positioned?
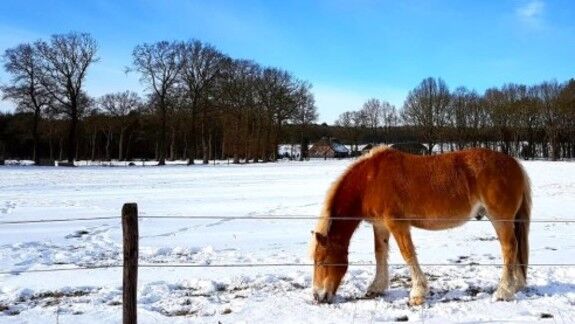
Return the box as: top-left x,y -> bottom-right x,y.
365,290 -> 384,298
366,284 -> 387,298
492,287 -> 514,301
408,296 -> 426,306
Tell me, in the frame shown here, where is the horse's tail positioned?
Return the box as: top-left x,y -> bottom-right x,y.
515,165 -> 531,281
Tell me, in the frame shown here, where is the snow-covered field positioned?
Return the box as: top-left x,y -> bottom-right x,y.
0,159 -> 574,323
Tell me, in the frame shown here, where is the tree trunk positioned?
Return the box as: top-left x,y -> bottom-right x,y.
155,141 -> 159,160
105,126 -> 112,161
32,110 -> 40,165
551,134 -> 559,161
262,120 -> 272,163
48,126 -> 54,161
118,127 -> 125,161
272,120 -> 282,162
299,125 -> 307,161
208,130 -> 213,161
187,106 -> 196,165
126,132 -> 133,161
58,137 -> 63,161
202,118 -> 209,164
169,126 -> 176,161
75,140 -> 79,161
91,128 -> 97,161
233,115 -> 241,164
244,118 -> 251,163
158,101 -> 167,166
182,132 -> 188,162
67,110 -> 78,164
221,127 -> 226,161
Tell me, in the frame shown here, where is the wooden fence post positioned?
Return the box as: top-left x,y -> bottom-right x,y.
122,203 -> 138,324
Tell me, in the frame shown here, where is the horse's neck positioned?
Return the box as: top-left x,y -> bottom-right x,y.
328,218 -> 360,249
326,167 -> 364,248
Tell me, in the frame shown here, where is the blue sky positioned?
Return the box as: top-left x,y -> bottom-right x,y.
0,0 -> 574,123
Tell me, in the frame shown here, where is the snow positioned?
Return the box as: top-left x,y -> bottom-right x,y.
0,159 -> 574,323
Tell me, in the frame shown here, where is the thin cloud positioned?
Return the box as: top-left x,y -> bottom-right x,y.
516,0 -> 545,27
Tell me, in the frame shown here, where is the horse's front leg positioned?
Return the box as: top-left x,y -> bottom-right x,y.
366,222 -> 390,297
389,222 -> 428,306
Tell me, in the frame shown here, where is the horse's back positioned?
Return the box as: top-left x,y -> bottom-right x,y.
362,148 -> 526,227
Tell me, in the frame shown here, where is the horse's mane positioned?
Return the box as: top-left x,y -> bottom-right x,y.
309,145 -> 391,257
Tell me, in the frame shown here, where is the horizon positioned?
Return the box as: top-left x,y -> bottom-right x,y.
1,0 -> 574,123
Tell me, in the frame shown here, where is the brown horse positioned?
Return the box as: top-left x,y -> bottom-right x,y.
310,147 -> 531,305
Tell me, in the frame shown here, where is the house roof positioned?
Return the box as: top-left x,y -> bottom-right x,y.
332,142 -> 349,153
310,137 -> 349,154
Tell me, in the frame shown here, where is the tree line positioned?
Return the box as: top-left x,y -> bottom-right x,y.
334,77 -> 575,159
0,32 -> 317,165
1,32 -> 574,163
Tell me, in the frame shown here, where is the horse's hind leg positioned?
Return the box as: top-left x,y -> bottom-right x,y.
366,222 -> 390,297
487,212 -> 519,301
388,221 -> 428,306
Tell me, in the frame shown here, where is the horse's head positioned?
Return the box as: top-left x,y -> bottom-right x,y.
310,231 -> 348,303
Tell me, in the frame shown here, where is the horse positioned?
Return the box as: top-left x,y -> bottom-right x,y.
310,147 -> 531,305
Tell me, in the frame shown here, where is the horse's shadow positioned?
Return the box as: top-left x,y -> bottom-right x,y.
340,281 -> 575,306
522,281 -> 575,299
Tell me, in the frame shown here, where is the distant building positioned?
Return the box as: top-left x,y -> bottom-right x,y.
277,144 -> 302,159
390,142 -> 427,155
309,137 -> 350,158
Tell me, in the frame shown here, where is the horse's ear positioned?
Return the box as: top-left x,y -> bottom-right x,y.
315,232 -> 327,246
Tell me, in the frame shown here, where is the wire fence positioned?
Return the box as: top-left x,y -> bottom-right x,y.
2,207 -> 574,323
2,215 -> 575,225
0,213 -> 574,276
0,214 -> 575,275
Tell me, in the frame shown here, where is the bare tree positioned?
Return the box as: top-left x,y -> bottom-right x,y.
450,87 -> 475,150
402,77 -> 450,154
99,91 -> 143,160
256,68 -> 298,162
131,41 -> 182,165
534,80 -> 562,160
335,111 -> 354,151
1,43 -> 52,164
35,32 -> 98,164
291,82 -> 318,160
559,79 -> 575,158
334,109 -> 366,152
219,59 -> 260,163
503,84 -> 538,156
179,40 -> 227,164
360,98 -> 381,143
380,101 -> 398,143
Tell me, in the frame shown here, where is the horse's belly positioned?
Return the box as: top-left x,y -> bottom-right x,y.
406,203 -> 482,231
410,218 -> 469,230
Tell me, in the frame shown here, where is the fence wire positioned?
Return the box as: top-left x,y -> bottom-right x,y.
2,262 -> 575,276
0,216 -> 119,225
1,215 -> 575,225
140,215 -> 574,223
